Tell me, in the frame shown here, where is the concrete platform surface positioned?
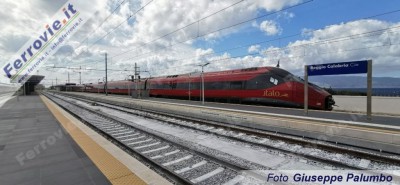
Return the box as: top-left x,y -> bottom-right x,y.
0,95 -> 111,185
333,95 -> 400,115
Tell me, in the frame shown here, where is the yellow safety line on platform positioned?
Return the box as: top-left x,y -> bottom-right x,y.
40,95 -> 147,185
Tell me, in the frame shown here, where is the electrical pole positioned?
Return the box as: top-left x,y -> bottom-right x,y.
79,66 -> 82,84
134,63 -> 140,98
67,71 -> 70,83
188,73 -> 191,101
198,62 -> 210,105
134,63 -> 137,97
304,65 -> 308,116
105,53 -> 108,96
201,68 -> 204,104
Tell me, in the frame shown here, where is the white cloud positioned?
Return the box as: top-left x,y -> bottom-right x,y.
2,0 -> 399,86
248,45 -> 260,53
260,19 -> 400,76
196,48 -> 214,59
278,11 -> 295,19
96,0 -> 302,79
259,20 -> 282,36
254,0 -> 302,12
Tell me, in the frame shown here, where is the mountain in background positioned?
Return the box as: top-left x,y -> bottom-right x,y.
308,76 -> 400,88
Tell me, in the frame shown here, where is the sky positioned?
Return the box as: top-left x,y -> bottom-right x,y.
1,0 -> 400,86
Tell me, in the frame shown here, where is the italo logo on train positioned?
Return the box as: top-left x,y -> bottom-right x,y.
262,90 -> 289,97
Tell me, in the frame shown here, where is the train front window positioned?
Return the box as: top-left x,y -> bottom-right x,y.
291,75 -> 325,92
292,75 -> 304,82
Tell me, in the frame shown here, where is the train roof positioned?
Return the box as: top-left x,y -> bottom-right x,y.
151,66 -> 292,81
88,66 -> 293,84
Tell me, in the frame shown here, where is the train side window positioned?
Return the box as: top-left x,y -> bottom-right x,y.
245,74 -> 274,89
245,81 -> 257,89
163,83 -> 169,89
205,82 -> 221,90
230,81 -> 243,89
155,83 -> 162,89
190,82 -> 200,90
177,83 -> 183,89
169,81 -> 177,89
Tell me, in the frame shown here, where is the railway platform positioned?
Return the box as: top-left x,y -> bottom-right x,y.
0,95 -> 171,185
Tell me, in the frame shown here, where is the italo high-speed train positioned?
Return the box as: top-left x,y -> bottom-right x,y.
81,67 -> 335,110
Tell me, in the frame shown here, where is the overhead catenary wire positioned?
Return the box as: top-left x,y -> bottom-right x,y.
50,22 -> 400,71
112,0 -> 246,58
58,0 -> 315,67
57,0 -> 129,64
49,0 -> 252,67
44,40 -> 400,85
44,66 -> 133,72
49,39 -> 400,77
148,41 -> 400,75
42,0 -> 153,85
117,23 -> 400,74
92,0 -> 128,34
97,7 -> 400,76
118,6 -> 400,63
45,3 -> 400,83
112,0 -> 314,60
89,0 -> 154,47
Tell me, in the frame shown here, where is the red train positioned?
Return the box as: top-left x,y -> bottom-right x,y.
82,67 -> 335,110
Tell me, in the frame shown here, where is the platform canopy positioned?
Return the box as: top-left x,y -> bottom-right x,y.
19,75 -> 45,95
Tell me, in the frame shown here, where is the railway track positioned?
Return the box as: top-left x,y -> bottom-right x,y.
45,92 -> 400,184
44,93 -> 269,184
55,92 -> 400,169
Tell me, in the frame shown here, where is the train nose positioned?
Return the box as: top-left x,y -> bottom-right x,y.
325,96 -> 335,110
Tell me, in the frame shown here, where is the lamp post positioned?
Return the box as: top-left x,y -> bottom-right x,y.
105,53 -> 108,96
198,62 -> 210,105
103,77 -> 106,94
188,73 -> 191,101
128,75 -> 134,98
97,79 -> 100,94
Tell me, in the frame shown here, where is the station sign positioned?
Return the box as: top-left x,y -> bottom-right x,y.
307,60 -> 368,76
304,60 -> 372,120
